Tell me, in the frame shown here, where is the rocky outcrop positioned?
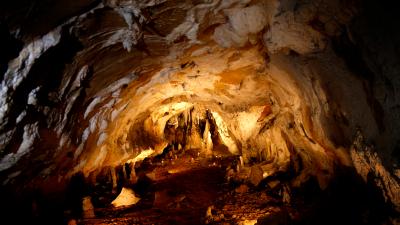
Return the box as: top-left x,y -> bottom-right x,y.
351,131 -> 400,211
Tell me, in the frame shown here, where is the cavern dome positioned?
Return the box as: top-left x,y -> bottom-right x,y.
0,0 -> 399,224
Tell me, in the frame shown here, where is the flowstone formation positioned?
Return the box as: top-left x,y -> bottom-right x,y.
0,0 -> 399,224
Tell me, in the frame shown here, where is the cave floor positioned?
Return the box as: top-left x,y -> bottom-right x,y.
74,147 -> 386,225
79,150 -> 286,225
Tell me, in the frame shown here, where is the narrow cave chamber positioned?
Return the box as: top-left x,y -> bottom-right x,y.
0,0 -> 399,224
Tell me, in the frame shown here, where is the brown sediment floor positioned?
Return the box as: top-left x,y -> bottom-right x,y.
80,149 -> 286,225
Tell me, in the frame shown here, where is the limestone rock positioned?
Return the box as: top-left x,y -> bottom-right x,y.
235,184 -> 249,194
249,165 -> 264,186
0,0 -> 399,223
351,132 -> 400,211
111,187 -> 141,208
213,4 -> 268,48
239,220 -> 257,225
82,196 -> 95,219
264,12 -> 327,54
68,219 -> 77,225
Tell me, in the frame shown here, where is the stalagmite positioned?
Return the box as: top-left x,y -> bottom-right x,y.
110,167 -> 118,194
203,119 -> 213,155
82,196 -> 95,219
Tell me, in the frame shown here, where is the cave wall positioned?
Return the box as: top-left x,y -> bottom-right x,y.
0,0 -> 399,212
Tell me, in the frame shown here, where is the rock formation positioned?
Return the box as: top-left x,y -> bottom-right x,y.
0,0 -> 399,224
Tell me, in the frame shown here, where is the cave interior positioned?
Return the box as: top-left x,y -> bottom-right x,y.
0,0 -> 399,224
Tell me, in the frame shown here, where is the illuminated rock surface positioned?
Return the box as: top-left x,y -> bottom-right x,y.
111,187 -> 140,207
0,0 -> 399,224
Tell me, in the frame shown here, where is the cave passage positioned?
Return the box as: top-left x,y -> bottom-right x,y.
0,0 -> 399,224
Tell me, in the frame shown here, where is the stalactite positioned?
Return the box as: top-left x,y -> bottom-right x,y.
129,163 -> 137,184
122,163 -> 127,181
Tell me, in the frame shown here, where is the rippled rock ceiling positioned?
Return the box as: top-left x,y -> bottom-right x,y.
0,0 -> 399,224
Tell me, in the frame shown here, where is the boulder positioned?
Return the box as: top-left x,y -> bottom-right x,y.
111,187 -> 140,207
